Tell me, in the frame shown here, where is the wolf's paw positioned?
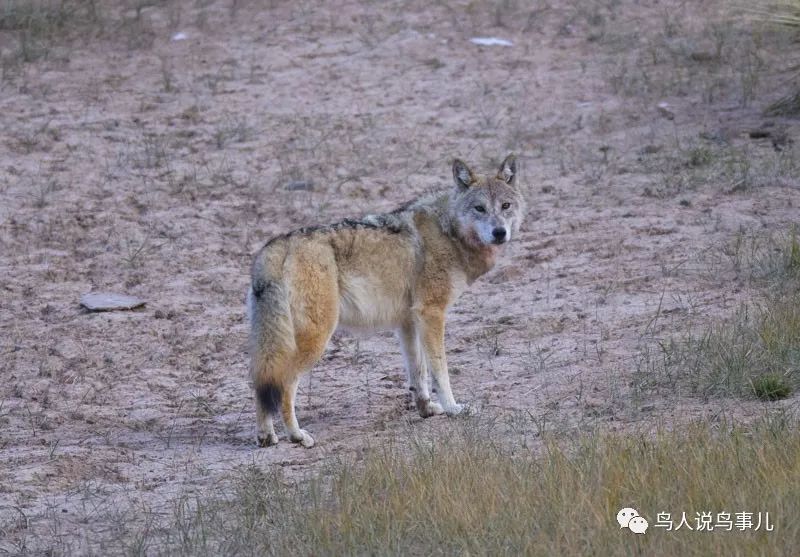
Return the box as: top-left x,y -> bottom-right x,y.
289,429 -> 316,448
417,399 -> 444,418
257,433 -> 279,447
444,403 -> 466,417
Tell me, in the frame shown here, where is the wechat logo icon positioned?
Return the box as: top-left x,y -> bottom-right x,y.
617,507 -> 648,534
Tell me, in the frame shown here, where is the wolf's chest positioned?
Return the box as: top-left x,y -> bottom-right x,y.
448,269 -> 469,304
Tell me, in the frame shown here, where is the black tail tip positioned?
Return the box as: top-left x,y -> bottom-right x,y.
256,383 -> 282,415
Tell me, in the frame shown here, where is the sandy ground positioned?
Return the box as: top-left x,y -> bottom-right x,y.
1,0 -> 798,553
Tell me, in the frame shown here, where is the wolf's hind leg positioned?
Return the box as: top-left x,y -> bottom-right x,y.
398,321 -> 443,418
256,402 -> 278,447
281,377 -> 315,448
254,380 -> 282,447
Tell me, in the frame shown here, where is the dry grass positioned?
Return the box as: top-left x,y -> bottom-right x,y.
0,0 -> 101,63
693,297 -> 799,398
636,230 -> 800,400
0,0 -> 168,77
100,416 -> 800,556
748,1 -> 800,114
638,140 -> 800,198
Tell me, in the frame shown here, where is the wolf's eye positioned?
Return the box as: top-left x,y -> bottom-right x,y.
502,202 -> 511,210
474,205 -> 486,213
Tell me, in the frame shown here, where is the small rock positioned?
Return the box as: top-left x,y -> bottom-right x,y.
80,292 -> 145,312
689,51 -> 715,62
469,37 -> 513,47
657,102 -> 675,120
284,180 -> 314,191
638,144 -> 662,155
639,404 -> 656,413
748,129 -> 771,139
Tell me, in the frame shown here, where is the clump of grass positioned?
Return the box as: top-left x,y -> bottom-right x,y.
787,229 -> 800,272
765,91 -> 800,115
687,145 -> 714,167
718,227 -> 800,287
753,1 -> 800,27
748,1 -> 800,115
750,227 -> 800,288
111,417 -> 799,556
752,372 -> 793,400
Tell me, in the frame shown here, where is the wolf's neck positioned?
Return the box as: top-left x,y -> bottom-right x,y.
436,216 -> 499,284
455,237 -> 499,283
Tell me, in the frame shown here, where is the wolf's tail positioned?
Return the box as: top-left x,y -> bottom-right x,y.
248,255 -> 296,415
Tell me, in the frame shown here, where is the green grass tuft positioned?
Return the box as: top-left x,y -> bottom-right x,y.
788,229 -> 800,273
752,373 -> 793,400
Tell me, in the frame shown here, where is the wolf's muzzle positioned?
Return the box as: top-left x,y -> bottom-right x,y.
491,227 -> 508,244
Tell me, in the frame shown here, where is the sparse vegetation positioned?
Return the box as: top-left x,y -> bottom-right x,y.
636,231 -> 800,399
639,140 -> 800,198
0,0 -> 101,63
88,417 -> 800,556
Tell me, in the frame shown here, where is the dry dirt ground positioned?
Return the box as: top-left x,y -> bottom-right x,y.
1,0 -> 799,553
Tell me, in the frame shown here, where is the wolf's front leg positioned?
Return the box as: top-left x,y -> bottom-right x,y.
398,321 -> 443,418
418,308 -> 464,416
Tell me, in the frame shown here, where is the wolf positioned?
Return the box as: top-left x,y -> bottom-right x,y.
247,154 -> 525,447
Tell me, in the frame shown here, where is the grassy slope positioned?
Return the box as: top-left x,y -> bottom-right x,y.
135,417 -> 799,556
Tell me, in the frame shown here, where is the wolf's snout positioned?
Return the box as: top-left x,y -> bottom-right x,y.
492,227 -> 507,243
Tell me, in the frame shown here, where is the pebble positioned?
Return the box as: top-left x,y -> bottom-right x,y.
80,292 -> 146,312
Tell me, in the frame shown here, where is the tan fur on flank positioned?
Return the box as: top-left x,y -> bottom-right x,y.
248,155 -> 526,447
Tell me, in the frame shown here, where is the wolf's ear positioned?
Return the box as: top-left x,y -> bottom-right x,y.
452,159 -> 475,189
498,154 -> 517,185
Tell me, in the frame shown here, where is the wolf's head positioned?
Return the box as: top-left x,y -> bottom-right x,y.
450,154 -> 526,248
